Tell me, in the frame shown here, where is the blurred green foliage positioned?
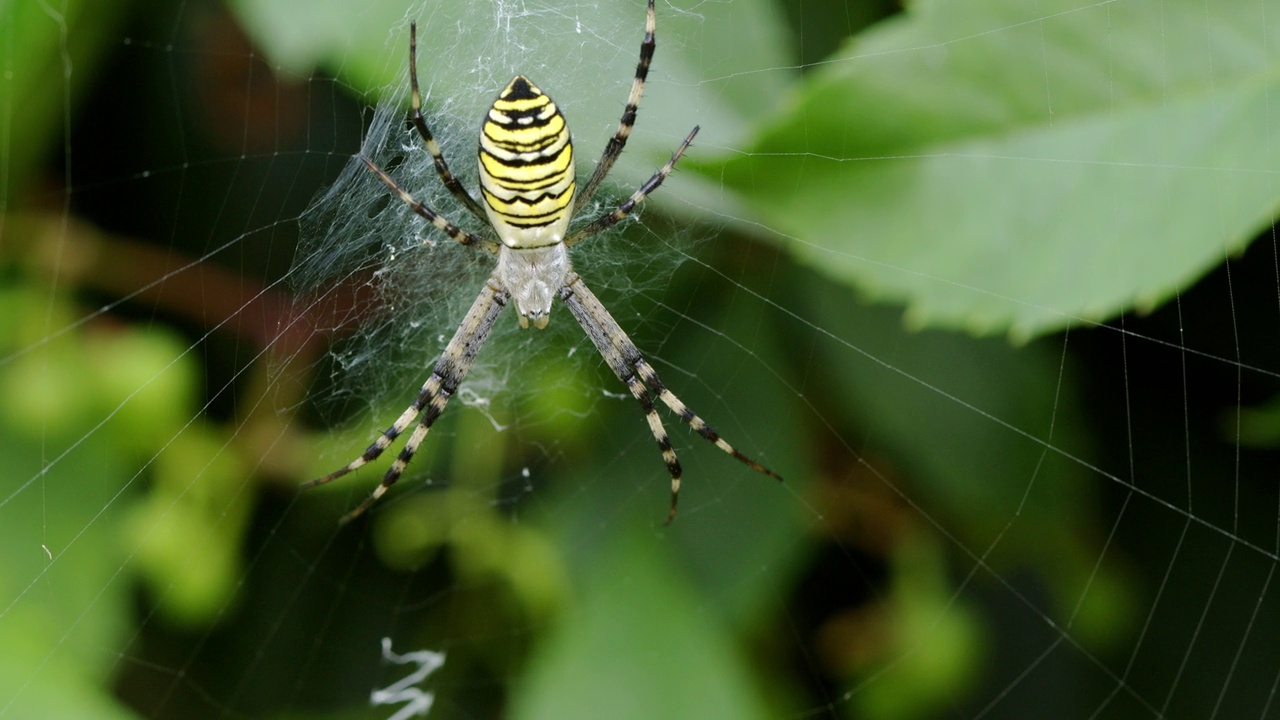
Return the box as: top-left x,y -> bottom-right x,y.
3,0 -> 1279,719
0,278 -> 196,719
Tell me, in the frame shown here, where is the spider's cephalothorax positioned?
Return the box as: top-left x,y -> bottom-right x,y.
305,0 -> 780,525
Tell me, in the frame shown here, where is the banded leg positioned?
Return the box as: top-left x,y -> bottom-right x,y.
633,358 -> 781,481
559,274 -> 780,524
564,125 -> 698,247
407,21 -> 488,223
574,0 -> 657,212
303,281 -> 510,524
363,156 -> 500,255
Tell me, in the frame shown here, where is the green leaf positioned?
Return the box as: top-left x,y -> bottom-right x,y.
0,278 -> 201,717
709,0 -> 1280,338
228,0 -> 794,213
0,384 -> 140,719
854,537 -> 984,720
796,267 -> 1096,563
0,0 -> 137,207
794,266 -> 1137,650
126,423 -> 251,627
511,526 -> 771,720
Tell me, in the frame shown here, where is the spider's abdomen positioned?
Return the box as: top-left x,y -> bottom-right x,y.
479,76 -> 576,249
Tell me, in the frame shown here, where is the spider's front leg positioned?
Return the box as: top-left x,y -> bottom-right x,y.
303,280 -> 509,524
575,0 -> 659,211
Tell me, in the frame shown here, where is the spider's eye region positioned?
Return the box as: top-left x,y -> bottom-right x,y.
478,75 -> 576,249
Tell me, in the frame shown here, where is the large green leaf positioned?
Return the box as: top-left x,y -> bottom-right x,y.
0,0 -> 136,206
709,0 -> 1280,338
511,525 -> 771,720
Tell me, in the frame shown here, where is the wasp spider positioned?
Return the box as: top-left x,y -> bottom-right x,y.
304,0 -> 780,525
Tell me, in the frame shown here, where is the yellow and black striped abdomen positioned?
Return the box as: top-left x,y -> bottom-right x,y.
479,76 -> 576,248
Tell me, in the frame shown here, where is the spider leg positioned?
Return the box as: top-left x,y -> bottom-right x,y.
574,0 -> 656,212
564,125 -> 698,248
363,156 -> 500,255
303,281 -> 510,524
633,358 -> 781,481
559,274 -> 780,524
623,371 -> 685,524
407,21 -> 488,223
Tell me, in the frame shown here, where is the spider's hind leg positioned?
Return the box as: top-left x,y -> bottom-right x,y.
299,388 -> 436,492
303,281 -> 509,524
621,371 -> 685,524
559,274 -> 779,524
633,359 -> 781,481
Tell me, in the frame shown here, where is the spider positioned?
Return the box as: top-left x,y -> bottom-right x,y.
304,0 -> 780,525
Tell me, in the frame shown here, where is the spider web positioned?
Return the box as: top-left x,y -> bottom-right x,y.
284,0 -> 703,425
2,0 -> 1280,719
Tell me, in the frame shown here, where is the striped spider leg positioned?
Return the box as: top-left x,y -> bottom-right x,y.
300,281 -> 508,524
559,274 -> 781,524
